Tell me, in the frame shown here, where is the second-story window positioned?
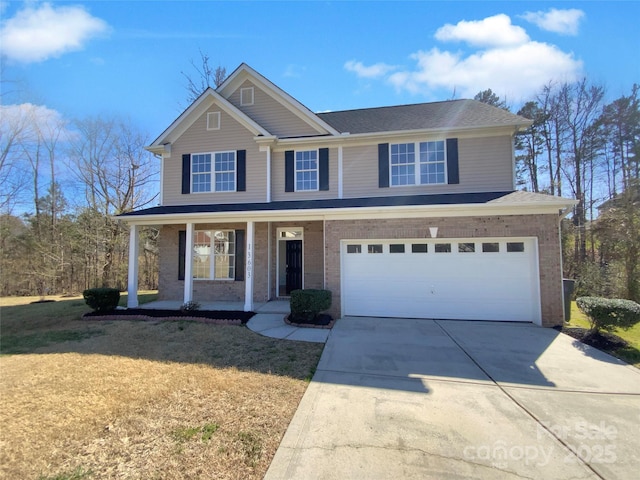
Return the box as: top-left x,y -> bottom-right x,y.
191,151 -> 236,193
295,150 -> 318,191
390,141 -> 446,186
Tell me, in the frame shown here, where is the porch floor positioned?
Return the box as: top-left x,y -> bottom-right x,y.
136,300 -> 329,343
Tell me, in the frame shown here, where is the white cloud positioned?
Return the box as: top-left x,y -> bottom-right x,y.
0,103 -> 69,141
344,60 -> 397,79
346,13 -> 583,101
435,14 -> 529,47
0,2 -> 110,63
283,64 -> 306,78
521,8 -> 585,35
389,42 -> 582,99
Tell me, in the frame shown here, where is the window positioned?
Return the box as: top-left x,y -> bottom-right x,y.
482,242 -> 500,253
458,242 -> 475,253
347,244 -> 362,254
390,143 -> 415,186
295,150 -> 318,191
507,242 -> 525,252
368,244 -> 383,254
411,243 -> 428,253
191,152 -> 236,193
207,111 -> 220,130
390,140 -> 446,186
214,151 -> 236,192
390,244 -> 405,253
419,141 -> 446,184
193,230 -> 235,280
240,87 -> 254,106
192,154 -> 211,193
434,243 -> 451,253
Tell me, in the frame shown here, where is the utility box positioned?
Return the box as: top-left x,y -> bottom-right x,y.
563,279 -> 575,322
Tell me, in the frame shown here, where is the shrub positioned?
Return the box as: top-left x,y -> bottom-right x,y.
83,288 -> 120,313
576,296 -> 640,335
290,289 -> 332,322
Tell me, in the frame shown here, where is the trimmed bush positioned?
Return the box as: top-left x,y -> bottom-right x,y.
83,288 -> 121,313
576,296 -> 640,334
290,289 -> 332,322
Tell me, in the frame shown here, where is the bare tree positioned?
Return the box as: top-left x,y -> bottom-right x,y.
68,116 -> 158,287
181,50 -> 226,103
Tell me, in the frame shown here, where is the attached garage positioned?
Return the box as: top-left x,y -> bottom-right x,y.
341,237 -> 541,323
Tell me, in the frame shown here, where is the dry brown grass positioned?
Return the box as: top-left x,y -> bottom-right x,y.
0,295 -> 323,480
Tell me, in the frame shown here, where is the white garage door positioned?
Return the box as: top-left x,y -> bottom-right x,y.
341,238 -> 540,322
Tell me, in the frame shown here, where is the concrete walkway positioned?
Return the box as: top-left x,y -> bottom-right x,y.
265,317 -> 640,480
139,300 -> 330,344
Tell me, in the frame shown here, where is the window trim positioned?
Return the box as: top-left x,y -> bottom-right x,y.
389,140 -> 447,187
294,149 -> 319,192
193,230 -> 236,281
240,87 -> 254,106
190,151 -> 237,193
206,111 -> 221,130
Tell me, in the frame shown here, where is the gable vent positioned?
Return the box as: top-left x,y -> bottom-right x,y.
240,87 -> 254,106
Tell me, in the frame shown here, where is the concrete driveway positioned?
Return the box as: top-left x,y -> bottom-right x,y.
265,317 -> 640,480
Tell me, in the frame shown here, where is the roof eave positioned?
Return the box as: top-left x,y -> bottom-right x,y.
120,200 -> 573,226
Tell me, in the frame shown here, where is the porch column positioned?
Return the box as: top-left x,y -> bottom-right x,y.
244,221 -> 255,311
183,222 -> 194,303
127,224 -> 140,308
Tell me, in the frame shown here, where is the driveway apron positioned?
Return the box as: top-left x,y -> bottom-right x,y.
265,317 -> 640,480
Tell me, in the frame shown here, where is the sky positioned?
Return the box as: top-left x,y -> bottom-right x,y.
1,0 -> 639,142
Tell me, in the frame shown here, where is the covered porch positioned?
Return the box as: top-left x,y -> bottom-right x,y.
124,218 -> 326,312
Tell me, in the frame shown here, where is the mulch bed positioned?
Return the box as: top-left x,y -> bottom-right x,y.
285,313 -> 335,329
562,326 -> 629,351
83,309 -> 255,325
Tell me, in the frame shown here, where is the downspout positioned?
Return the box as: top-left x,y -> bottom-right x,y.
266,145 -> 272,203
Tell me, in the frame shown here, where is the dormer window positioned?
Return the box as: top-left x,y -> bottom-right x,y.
240,87 -> 254,106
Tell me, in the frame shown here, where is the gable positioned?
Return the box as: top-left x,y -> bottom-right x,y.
227,79 -> 321,138
218,64 -> 339,137
147,88 -> 271,155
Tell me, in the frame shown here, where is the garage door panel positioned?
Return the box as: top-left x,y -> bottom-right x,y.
342,238 -> 540,322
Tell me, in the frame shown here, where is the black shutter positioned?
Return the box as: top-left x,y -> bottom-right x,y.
446,138 -> 459,185
182,154 -> 191,194
178,230 -> 186,280
319,148 -> 329,191
378,143 -> 389,188
235,230 -> 245,281
285,150 -> 295,192
236,150 -> 246,191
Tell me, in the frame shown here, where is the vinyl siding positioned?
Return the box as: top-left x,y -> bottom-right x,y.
227,80 -> 321,138
272,148 -> 339,201
163,105 -> 267,205
342,135 -> 514,198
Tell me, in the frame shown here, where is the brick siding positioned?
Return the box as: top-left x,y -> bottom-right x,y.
324,214 -> 564,327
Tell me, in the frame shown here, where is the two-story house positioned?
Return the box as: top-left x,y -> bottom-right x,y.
121,63 -> 575,327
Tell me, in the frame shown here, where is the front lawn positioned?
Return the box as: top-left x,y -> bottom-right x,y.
0,293 -> 323,480
565,301 -> 640,367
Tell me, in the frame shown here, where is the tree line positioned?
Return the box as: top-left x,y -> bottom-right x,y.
1,111 -> 159,296
1,74 -> 638,302
477,81 -> 639,301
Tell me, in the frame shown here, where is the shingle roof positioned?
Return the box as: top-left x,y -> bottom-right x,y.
317,99 -> 530,134
121,191 -> 513,217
